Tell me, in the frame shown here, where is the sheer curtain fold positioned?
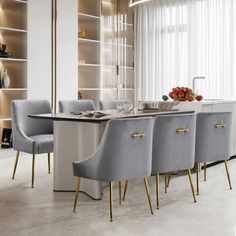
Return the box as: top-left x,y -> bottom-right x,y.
136,0 -> 236,101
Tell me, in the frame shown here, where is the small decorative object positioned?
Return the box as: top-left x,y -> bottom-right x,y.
1,128 -> 13,148
79,30 -> 87,38
166,87 -> 203,102
2,44 -> 6,53
0,43 -> 12,58
78,92 -> 82,99
3,52 -> 12,58
158,101 -> 179,111
139,101 -> 159,110
123,103 -> 134,113
117,102 -> 134,113
162,95 -> 169,101
116,104 -> 124,111
139,101 -> 179,111
195,95 -> 203,101
1,69 -> 10,88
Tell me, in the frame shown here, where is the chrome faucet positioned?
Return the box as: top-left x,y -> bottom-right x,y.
192,76 -> 205,94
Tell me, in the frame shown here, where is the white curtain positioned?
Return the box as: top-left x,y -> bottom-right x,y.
136,0 -> 236,101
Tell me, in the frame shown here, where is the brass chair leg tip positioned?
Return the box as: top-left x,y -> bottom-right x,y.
194,200 -> 197,203
151,212 -> 154,215
230,187 -> 232,190
157,207 -> 159,209
197,193 -> 199,195
110,219 -> 113,222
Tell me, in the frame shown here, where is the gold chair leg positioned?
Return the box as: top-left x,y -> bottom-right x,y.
167,173 -> 171,188
122,180 -> 128,201
204,162 -> 207,182
73,177 -> 81,212
187,169 -> 197,203
31,155 -> 35,188
196,163 -> 200,195
224,160 -> 232,190
109,182 -> 113,222
165,173 -> 168,193
156,173 -> 160,209
119,181 -> 122,205
12,151 -> 20,179
144,178 -> 154,215
48,153 -> 51,174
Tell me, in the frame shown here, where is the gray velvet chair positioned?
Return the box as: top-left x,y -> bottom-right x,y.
59,100 -> 95,113
72,117 -> 154,222
11,100 -> 53,188
152,114 -> 197,208
195,112 -> 232,195
122,114 -> 197,208
99,100 -> 130,110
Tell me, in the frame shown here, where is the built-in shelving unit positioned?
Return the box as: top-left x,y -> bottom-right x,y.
78,0 -> 134,108
78,0 -> 101,107
0,0 -> 27,140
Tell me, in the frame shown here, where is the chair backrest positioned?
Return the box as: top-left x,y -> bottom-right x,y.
59,100 -> 95,113
11,100 -> 53,137
99,100 -> 130,110
195,112 -> 232,162
152,114 -> 196,173
95,117 -> 153,181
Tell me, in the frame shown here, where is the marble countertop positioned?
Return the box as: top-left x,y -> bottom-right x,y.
177,99 -> 236,105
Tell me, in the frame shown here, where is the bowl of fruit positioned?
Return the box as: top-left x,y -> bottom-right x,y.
162,87 -> 203,102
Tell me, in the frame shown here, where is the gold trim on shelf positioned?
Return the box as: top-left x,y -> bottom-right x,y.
176,128 -> 189,133
214,123 -> 226,128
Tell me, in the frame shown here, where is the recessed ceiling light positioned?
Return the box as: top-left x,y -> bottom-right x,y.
129,0 -> 150,7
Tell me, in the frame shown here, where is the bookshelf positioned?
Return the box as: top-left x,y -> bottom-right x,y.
78,0 -> 134,108
0,0 -> 27,139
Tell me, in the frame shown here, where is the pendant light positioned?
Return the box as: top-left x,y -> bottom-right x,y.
129,0 -> 150,7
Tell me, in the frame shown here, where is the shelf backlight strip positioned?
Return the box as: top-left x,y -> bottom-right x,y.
129,0 -> 150,7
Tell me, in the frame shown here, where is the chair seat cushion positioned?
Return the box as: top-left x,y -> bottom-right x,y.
30,134 -> 53,154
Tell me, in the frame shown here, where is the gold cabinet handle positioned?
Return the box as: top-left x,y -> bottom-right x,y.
176,128 -> 189,133
215,123 -> 226,128
131,133 -> 145,138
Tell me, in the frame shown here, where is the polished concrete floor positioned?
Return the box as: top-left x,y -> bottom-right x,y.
0,153 -> 236,236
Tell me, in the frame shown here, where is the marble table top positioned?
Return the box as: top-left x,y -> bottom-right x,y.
29,109 -> 195,123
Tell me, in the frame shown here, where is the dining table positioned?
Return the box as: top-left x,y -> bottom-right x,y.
30,108 -> 195,199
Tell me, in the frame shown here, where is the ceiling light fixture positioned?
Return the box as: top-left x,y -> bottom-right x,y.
129,0 -> 150,7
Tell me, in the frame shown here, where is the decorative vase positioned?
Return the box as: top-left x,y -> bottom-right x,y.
1,69 -> 10,88
79,30 -> 87,38
2,44 -> 6,53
